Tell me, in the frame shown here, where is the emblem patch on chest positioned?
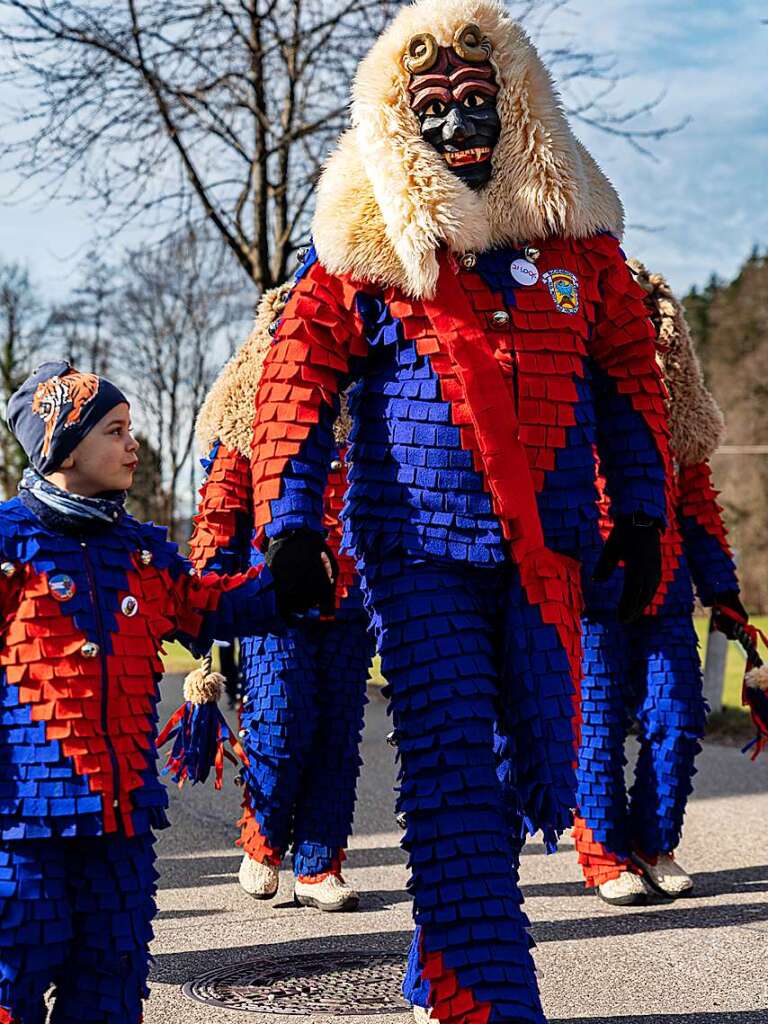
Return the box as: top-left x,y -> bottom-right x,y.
542,269 -> 580,315
49,574 -> 76,601
121,595 -> 139,618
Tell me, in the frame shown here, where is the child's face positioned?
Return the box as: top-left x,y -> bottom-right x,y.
56,403 -> 140,496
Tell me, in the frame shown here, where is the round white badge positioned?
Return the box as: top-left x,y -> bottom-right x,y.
121,595 -> 139,618
510,258 -> 540,287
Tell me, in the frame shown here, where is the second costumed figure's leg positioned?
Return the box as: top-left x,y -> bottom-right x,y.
291,618 -> 372,911
572,619 -> 641,900
628,614 -> 706,897
365,557 -> 546,1024
237,625 -> 322,898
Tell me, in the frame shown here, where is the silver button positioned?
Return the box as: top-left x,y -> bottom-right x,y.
140,550 -> 153,566
460,253 -> 478,269
81,642 -> 100,659
492,310 -> 510,326
524,246 -> 541,262
0,562 -> 16,578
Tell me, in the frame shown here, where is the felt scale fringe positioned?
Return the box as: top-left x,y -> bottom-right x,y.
237,620 -> 370,877
577,615 -> 706,868
158,668 -> 248,790
0,833 -> 156,1023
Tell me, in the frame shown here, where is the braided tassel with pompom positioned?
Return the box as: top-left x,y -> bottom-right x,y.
158,653 -> 249,789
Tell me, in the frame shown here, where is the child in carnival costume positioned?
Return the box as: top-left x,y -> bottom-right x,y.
0,362 -> 282,1024
245,1 -> 672,1020
574,262 -> 747,906
191,284 -> 372,912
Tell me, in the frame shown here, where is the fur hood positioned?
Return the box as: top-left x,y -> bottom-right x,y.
196,284 -> 291,459
628,258 -> 725,466
312,0 -> 624,298
196,283 -> 352,458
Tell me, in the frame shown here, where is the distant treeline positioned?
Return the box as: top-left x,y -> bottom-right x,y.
684,247 -> 768,612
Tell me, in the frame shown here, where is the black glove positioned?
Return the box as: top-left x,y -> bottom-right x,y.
265,528 -> 338,617
593,512 -> 663,624
712,591 -> 748,640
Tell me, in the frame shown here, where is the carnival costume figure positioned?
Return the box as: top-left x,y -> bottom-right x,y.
0,363 -> 280,1024
243,2 -> 672,1020
574,262 -> 746,906
190,288 -> 372,911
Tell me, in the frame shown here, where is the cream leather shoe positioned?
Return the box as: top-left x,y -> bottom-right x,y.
294,872 -> 359,912
412,1007 -> 434,1023
598,870 -> 650,906
238,853 -> 279,899
632,852 -> 693,897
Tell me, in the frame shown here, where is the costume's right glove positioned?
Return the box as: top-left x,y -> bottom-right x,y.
265,528 -> 338,617
593,512 -> 663,624
712,591 -> 748,640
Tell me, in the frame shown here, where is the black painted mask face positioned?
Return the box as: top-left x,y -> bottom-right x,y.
407,35 -> 500,190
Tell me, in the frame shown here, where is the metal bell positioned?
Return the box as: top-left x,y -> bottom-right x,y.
1,562 -> 16,578
238,728 -> 247,739
524,246 -> 541,262
492,309 -> 510,326
80,642 -> 100,659
296,246 -> 311,264
330,459 -> 342,471
386,730 -> 398,748
395,812 -> 408,830
460,253 -> 478,270
139,550 -> 153,566
268,319 -> 280,337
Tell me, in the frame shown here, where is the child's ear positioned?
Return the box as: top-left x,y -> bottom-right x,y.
59,454 -> 75,470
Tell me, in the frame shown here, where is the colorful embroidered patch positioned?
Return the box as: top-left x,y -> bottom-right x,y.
48,573 -> 76,601
543,269 -> 580,315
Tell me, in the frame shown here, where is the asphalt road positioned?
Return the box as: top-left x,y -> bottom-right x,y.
146,678 -> 768,1024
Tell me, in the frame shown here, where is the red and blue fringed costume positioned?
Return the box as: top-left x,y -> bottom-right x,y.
247,234 -> 669,1023
574,459 -> 739,886
0,498 -> 276,1024
189,425 -> 372,881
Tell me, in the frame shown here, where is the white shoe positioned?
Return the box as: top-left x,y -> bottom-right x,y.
413,1007 -> 434,1023
597,870 -> 651,906
238,854 -> 279,899
632,851 -> 693,898
294,873 -> 359,912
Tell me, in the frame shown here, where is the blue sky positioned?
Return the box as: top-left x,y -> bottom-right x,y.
0,0 -> 766,300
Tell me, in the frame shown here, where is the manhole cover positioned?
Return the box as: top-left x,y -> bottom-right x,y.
181,950 -> 409,1015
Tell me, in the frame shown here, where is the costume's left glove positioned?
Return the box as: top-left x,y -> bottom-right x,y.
712,591 -> 748,639
593,512 -> 663,624
265,528 -> 338,616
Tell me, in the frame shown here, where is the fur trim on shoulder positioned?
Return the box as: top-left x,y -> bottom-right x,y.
313,0 -> 623,297
196,280 -> 353,459
196,284 -> 292,458
628,258 -> 725,465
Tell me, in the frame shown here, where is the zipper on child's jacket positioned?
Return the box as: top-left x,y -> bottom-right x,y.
80,538 -> 123,831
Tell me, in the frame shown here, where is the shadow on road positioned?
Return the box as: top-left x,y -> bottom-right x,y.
534,900 -> 768,943
150,930 -> 413,985
552,1014 -> 768,1023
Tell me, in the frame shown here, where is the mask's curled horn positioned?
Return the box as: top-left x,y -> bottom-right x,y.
403,32 -> 438,73
452,23 -> 492,62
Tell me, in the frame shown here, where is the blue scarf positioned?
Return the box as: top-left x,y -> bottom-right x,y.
18,468 -> 126,533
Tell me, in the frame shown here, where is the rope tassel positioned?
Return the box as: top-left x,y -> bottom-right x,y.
158,660 -> 249,789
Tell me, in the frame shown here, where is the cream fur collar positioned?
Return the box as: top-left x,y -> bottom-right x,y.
312,0 -> 624,298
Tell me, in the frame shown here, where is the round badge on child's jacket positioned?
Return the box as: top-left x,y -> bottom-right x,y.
121,595 -> 139,618
49,574 -> 76,601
